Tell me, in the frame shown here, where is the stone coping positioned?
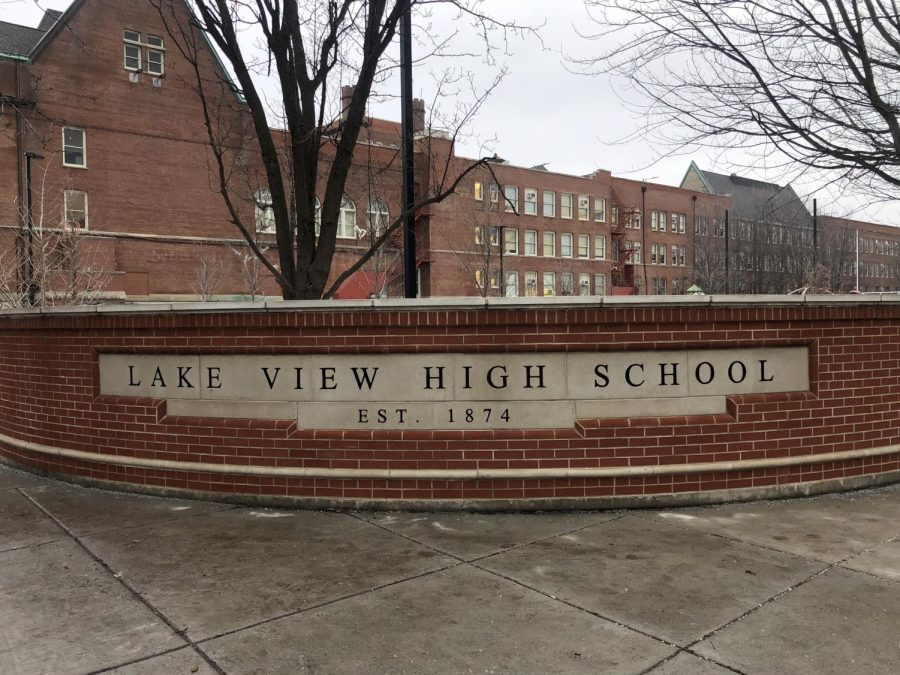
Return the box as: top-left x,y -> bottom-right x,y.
0,293 -> 897,317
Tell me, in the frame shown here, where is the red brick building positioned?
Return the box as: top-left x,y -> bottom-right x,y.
2,1 -> 898,302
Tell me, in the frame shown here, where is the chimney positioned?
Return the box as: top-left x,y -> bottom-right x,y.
412,98 -> 426,133
341,85 -> 355,122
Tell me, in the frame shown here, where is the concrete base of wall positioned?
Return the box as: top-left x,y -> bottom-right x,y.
4,454 -> 897,512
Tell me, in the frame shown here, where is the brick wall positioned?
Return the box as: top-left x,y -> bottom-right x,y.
1,297 -> 898,509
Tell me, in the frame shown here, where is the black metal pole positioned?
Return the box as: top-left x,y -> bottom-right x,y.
813,198 -> 818,267
498,225 -> 504,297
24,151 -> 42,307
724,209 -> 730,294
400,5 -> 417,298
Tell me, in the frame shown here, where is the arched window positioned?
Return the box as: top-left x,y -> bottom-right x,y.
338,196 -> 356,238
367,199 -> 390,235
255,188 -> 274,232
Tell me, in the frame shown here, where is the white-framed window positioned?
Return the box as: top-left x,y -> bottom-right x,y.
489,226 -> 500,246
679,244 -> 686,266
651,211 -> 658,231
651,243 -> 658,265
474,225 -> 484,245
473,181 -> 483,201
524,229 -> 537,256
672,244 -> 678,267
579,273 -> 590,296
594,235 -> 606,260
123,30 -> 141,71
543,190 -> 556,217
314,197 -> 321,236
63,190 -> 88,229
504,228 -> 519,255
489,184 -> 499,204
367,199 -> 389,235
524,188 -> 538,215
62,127 -> 86,168
524,271 -> 538,297
671,212 -> 679,233
594,273 -> 607,296
594,197 -> 606,222
577,195 -> 589,220
338,196 -> 356,238
560,272 -> 574,296
677,213 -> 686,233
146,35 -> 165,76
255,188 -> 274,232
633,242 -> 642,264
561,193 -> 573,219
577,234 -> 590,258
560,232 -> 573,257
611,206 -> 619,226
505,271 -> 519,297
474,269 -> 485,290
659,244 -> 666,265
543,231 -> 556,257
504,186 -> 518,213
543,271 -> 556,297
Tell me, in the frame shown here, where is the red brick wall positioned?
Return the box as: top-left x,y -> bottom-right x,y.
1,298 -> 898,508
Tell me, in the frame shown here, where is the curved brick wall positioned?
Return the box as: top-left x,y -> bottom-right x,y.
1,296 -> 898,510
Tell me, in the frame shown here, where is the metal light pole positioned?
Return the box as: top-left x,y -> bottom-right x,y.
399,3 -> 417,298
24,151 -> 43,307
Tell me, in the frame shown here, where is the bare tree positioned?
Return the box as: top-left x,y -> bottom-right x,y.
1,168 -> 109,308
580,1 -> 900,196
192,244 -> 227,300
153,0 -> 529,299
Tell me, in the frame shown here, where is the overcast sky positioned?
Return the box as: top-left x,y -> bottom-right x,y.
4,0 -> 898,225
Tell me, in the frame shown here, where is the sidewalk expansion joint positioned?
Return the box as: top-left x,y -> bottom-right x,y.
19,489 -> 227,675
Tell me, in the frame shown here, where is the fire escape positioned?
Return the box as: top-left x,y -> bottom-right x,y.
609,188 -> 639,295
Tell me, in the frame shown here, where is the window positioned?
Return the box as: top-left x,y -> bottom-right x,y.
653,277 -> 667,295
338,196 -> 356,238
560,233 -> 573,257
658,211 -> 667,232
594,273 -> 607,296
474,226 -> 485,245
679,245 -> 686,266
63,190 -> 88,229
561,193 -> 573,219
543,231 -> 556,257
677,213 -> 686,233
651,243 -> 658,265
123,30 -> 141,71
62,127 -> 86,168
543,191 -> 556,217
543,271 -> 556,296
314,197 -> 321,235
489,226 -> 500,246
633,242 -> 642,264
505,271 -> 519,297
560,272 -> 574,296
474,181 -> 483,201
651,211 -> 659,231
368,199 -> 389,234
577,195 -> 589,220
504,186 -> 518,213
146,36 -> 165,76
577,234 -> 590,258
659,244 -> 666,265
524,271 -> 538,297
504,228 -> 519,255
489,184 -> 499,204
594,197 -> 606,222
524,188 -> 538,215
524,229 -> 537,256
611,206 -> 619,226
594,235 -> 606,260
672,245 -> 678,267
579,273 -> 590,296
255,189 -> 274,232
123,31 -> 164,76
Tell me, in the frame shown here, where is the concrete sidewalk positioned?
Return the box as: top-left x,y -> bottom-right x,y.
1,464 -> 898,674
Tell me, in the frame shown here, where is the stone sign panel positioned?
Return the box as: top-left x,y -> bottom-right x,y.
99,347 -> 809,429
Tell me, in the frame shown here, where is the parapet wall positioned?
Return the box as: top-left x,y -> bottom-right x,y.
1,296 -> 898,510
